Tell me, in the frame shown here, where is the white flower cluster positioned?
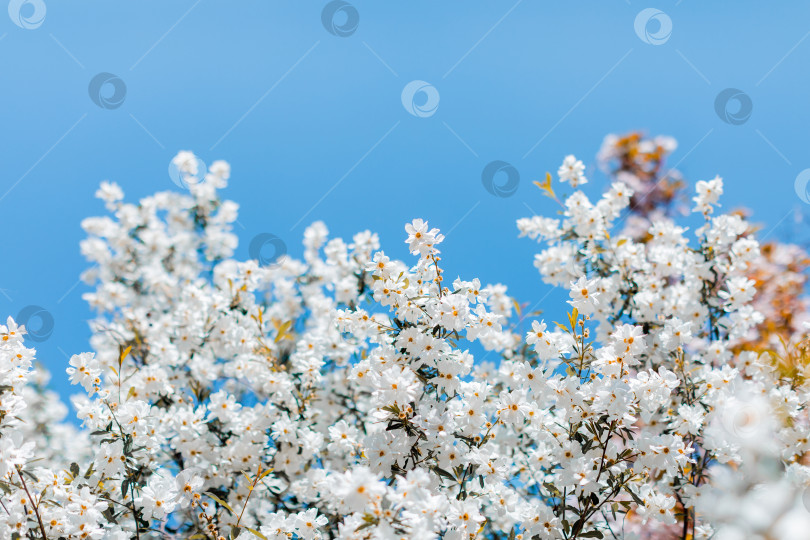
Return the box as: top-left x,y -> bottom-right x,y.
1,151 -> 809,540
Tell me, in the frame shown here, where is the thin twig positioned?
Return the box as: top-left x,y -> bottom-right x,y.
235,464 -> 263,528
16,467 -> 48,539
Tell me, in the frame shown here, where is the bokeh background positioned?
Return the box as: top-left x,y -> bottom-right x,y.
1,1 -> 808,399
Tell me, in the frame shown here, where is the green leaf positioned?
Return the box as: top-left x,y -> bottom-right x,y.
245,527 -> 267,540
119,345 -> 132,369
206,491 -> 234,514
274,320 -> 293,343
626,487 -> 644,507
432,467 -> 456,482
580,531 -> 604,538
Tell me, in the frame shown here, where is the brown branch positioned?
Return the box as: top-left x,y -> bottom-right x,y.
16,467 -> 47,540
236,464 -> 264,528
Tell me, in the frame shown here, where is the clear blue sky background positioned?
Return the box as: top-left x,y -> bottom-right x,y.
1,1 -> 807,400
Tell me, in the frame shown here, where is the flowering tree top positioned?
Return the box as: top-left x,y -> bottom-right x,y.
2,135 -> 809,540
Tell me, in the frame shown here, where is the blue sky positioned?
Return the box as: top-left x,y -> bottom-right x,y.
1,1 -> 807,399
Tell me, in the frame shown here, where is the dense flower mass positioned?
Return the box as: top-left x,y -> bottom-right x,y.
2,137 -> 810,540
